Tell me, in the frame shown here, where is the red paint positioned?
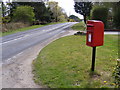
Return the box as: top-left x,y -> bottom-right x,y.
86,20 -> 104,47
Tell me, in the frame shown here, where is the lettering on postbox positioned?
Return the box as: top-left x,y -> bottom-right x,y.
86,20 -> 104,47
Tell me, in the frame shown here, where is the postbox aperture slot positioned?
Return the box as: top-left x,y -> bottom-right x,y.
87,24 -> 94,27
87,30 -> 93,32
87,25 -> 94,32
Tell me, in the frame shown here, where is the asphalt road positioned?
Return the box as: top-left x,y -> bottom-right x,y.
104,31 -> 120,35
1,22 -> 77,63
1,22 -> 119,63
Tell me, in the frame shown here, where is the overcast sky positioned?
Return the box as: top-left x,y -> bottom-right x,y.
50,0 -> 83,19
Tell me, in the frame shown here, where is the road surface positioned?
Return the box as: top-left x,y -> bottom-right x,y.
104,31 -> 120,35
1,22 -> 119,63
1,22 -> 77,88
1,22 -> 77,63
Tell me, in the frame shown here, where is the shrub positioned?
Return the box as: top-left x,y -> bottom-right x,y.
69,19 -> 75,22
12,6 -> 35,25
91,7 -> 109,28
2,16 -> 11,23
113,2 -> 120,29
58,15 -> 67,22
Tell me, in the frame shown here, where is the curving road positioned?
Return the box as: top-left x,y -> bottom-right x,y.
1,22 -> 119,88
1,22 -> 78,88
1,22 -> 77,63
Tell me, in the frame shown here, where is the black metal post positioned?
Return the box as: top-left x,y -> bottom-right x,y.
91,47 -> 96,71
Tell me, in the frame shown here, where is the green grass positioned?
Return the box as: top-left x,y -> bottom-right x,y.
2,22 -> 67,37
33,35 -> 118,88
71,21 -> 86,31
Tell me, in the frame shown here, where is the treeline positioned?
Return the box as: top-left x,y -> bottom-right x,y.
1,1 -> 68,32
91,2 -> 120,29
74,2 -> 120,29
68,15 -> 81,22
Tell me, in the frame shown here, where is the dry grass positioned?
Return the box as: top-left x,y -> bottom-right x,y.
2,22 -> 29,32
1,22 -> 68,36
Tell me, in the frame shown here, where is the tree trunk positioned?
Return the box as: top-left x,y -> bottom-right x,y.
2,2 -> 5,17
83,15 -> 86,24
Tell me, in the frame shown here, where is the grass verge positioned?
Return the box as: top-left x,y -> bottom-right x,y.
33,35 -> 118,88
71,21 -> 86,31
1,22 -> 66,37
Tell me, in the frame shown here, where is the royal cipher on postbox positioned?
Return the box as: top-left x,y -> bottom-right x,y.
86,20 -> 104,47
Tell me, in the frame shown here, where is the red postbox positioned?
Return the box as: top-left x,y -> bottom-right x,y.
86,20 -> 104,47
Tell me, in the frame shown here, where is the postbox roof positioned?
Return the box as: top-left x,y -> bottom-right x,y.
87,20 -> 103,23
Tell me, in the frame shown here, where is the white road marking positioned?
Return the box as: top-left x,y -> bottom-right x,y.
1,37 -> 23,45
1,35 -> 30,45
1,23 -> 74,45
2,52 -> 23,65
